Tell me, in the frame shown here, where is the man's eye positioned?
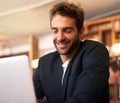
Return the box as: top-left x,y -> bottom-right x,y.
52,30 -> 58,34
65,29 -> 72,33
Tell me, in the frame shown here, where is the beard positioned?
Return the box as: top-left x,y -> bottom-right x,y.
53,37 -> 80,55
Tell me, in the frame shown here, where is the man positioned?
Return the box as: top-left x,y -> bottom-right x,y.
109,60 -> 120,84
33,1 -> 110,103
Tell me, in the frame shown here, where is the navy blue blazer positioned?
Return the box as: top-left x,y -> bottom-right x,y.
33,40 -> 110,103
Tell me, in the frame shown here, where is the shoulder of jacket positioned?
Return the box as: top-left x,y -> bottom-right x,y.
82,40 -> 106,48
40,51 -> 59,61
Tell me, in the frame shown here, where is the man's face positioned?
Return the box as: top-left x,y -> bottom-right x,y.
51,14 -> 81,56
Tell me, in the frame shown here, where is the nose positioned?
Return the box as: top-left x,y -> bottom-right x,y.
57,32 -> 65,41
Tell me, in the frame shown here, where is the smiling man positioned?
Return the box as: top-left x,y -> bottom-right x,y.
33,1 -> 110,103
51,14 -> 81,62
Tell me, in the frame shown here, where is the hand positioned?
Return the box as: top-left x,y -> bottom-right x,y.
36,99 -> 42,103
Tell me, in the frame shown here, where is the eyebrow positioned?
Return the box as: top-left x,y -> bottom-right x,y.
51,27 -> 57,30
51,26 -> 73,30
63,27 -> 73,30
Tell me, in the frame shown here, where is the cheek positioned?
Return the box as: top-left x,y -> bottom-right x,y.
65,33 -> 76,39
69,34 -> 79,41
52,35 -> 56,42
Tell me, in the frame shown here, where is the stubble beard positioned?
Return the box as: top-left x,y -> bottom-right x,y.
54,38 -> 80,56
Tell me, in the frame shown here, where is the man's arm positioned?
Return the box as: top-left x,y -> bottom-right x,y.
33,63 -> 45,103
63,43 -> 110,103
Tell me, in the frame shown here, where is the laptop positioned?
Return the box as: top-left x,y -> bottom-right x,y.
0,55 -> 36,103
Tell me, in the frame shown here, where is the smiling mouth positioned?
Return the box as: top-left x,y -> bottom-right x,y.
56,41 -> 69,49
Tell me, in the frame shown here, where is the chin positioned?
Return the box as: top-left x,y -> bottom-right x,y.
57,50 -> 66,55
58,49 -> 71,55
58,51 -> 66,55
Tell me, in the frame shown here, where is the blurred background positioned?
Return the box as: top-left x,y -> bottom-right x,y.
0,0 -> 120,102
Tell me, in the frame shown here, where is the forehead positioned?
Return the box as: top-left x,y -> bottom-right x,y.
51,14 -> 76,28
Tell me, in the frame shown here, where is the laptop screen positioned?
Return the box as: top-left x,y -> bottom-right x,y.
0,55 -> 36,103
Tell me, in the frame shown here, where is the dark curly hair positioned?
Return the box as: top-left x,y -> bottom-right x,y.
49,1 -> 84,32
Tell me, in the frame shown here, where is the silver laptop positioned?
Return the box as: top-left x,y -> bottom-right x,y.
0,55 -> 36,103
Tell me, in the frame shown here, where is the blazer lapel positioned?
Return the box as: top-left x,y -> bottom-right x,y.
52,57 -> 64,102
62,43 -> 84,98
62,61 -> 73,100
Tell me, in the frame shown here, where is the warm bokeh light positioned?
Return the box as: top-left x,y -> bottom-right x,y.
111,43 -> 120,56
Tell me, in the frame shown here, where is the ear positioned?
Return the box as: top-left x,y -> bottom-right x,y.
80,27 -> 84,34
79,27 -> 85,40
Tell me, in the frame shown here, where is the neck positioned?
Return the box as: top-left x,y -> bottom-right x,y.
60,55 -> 71,63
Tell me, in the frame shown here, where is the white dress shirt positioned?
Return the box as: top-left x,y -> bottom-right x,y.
61,59 -> 71,84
